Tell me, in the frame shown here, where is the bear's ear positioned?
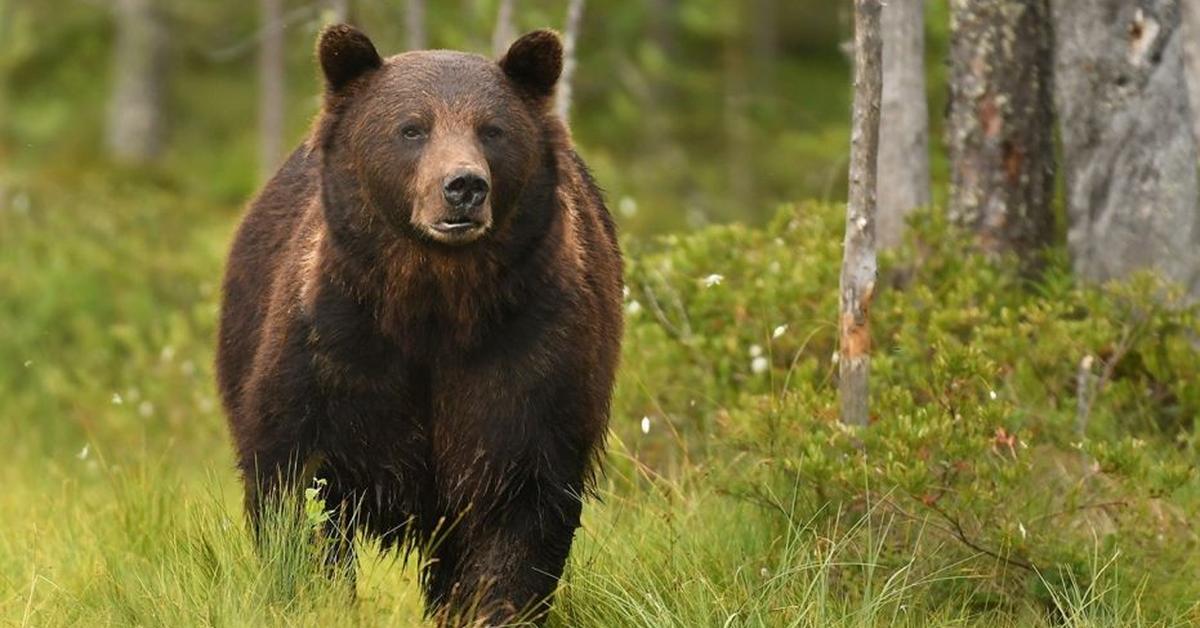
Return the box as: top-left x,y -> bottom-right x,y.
500,30 -> 563,99
318,24 -> 383,92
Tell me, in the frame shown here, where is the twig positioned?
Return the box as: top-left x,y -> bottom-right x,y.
923,499 -> 1039,574
1076,320 -> 1144,437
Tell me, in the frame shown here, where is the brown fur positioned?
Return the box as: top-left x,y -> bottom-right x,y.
215,25 -> 622,624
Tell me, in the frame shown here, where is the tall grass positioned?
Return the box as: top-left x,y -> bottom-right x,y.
0,175 -> 1187,626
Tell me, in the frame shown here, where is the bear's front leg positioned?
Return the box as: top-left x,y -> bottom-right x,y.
424,360 -> 602,625
431,474 -> 584,625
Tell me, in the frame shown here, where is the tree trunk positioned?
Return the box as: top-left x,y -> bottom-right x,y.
1053,0 -> 1200,296
946,0 -> 1055,258
840,0 -> 883,427
648,0 -> 677,58
106,0 -> 169,164
555,0 -> 585,122
876,0 -> 931,249
259,0 -> 285,182
723,13 -> 754,218
406,0 -> 426,50
327,0 -> 351,23
1185,0 -> 1200,145
492,0 -> 517,58
751,0 -> 778,85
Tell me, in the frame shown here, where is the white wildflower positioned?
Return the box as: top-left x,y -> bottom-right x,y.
749,344 -> 763,358
751,356 -> 769,375
77,444 -> 89,460
640,416 -> 651,434
625,300 -> 642,316
1018,521 -> 1027,540
989,390 -> 997,400
702,273 -> 724,288
22,360 -> 32,368
618,196 -> 638,218
772,324 -> 788,339
111,393 -> 123,405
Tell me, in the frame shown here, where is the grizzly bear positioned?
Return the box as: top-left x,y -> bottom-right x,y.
215,25 -> 622,624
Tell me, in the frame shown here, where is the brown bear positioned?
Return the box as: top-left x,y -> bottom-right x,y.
215,25 -> 622,624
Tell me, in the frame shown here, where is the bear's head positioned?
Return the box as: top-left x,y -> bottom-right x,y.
315,25 -> 563,247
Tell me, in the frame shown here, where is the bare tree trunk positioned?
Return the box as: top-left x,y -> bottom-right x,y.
946,0 -> 1055,258
259,0 -> 285,182
648,0 -> 677,57
1053,0 -> 1200,297
876,0 -> 931,249
406,0 -> 426,50
492,0 -> 517,57
555,0 -> 585,122
723,18 -> 754,217
840,0 -> 883,427
1185,0 -> 1200,145
751,0 -> 778,84
327,0 -> 351,23
106,0 -> 169,164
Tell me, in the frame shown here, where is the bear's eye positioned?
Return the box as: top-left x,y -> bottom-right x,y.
400,125 -> 427,142
480,125 -> 505,142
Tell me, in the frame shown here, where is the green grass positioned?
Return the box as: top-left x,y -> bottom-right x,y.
3,171 -> 1198,627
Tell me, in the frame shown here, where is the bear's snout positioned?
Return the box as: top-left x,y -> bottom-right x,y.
424,167 -> 491,244
442,170 -> 490,212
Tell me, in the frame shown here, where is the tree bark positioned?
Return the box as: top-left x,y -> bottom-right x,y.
406,0 -> 426,50
840,0 -> 883,427
492,0 -> 517,58
259,0 -> 285,182
876,0 -> 931,249
106,0 -> 169,164
1053,0 -> 1200,296
946,0 -> 1055,258
555,0 -> 585,122
1184,0 -> 1200,145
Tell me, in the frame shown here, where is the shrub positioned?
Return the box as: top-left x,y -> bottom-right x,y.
617,203 -> 1200,620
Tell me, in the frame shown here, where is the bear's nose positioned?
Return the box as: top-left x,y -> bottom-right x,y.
442,171 -> 490,210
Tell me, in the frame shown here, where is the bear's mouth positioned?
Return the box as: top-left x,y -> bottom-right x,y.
427,217 -> 489,244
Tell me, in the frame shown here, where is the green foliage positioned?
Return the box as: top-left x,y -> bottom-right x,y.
0,0 -> 957,232
2,163 -> 1198,624
618,203 -> 1200,621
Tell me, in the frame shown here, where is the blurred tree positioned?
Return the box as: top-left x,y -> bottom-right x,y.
1180,2 -> 1200,146
106,0 -> 169,164
876,0 -> 929,249
258,0 -> 285,182
1053,0 -> 1200,297
492,0 -> 516,57
840,0 -> 882,427
328,0 -> 351,23
945,0 -> 1054,259
723,5 -> 753,216
648,0 -> 678,57
407,0 -> 426,49
556,0 -> 585,122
